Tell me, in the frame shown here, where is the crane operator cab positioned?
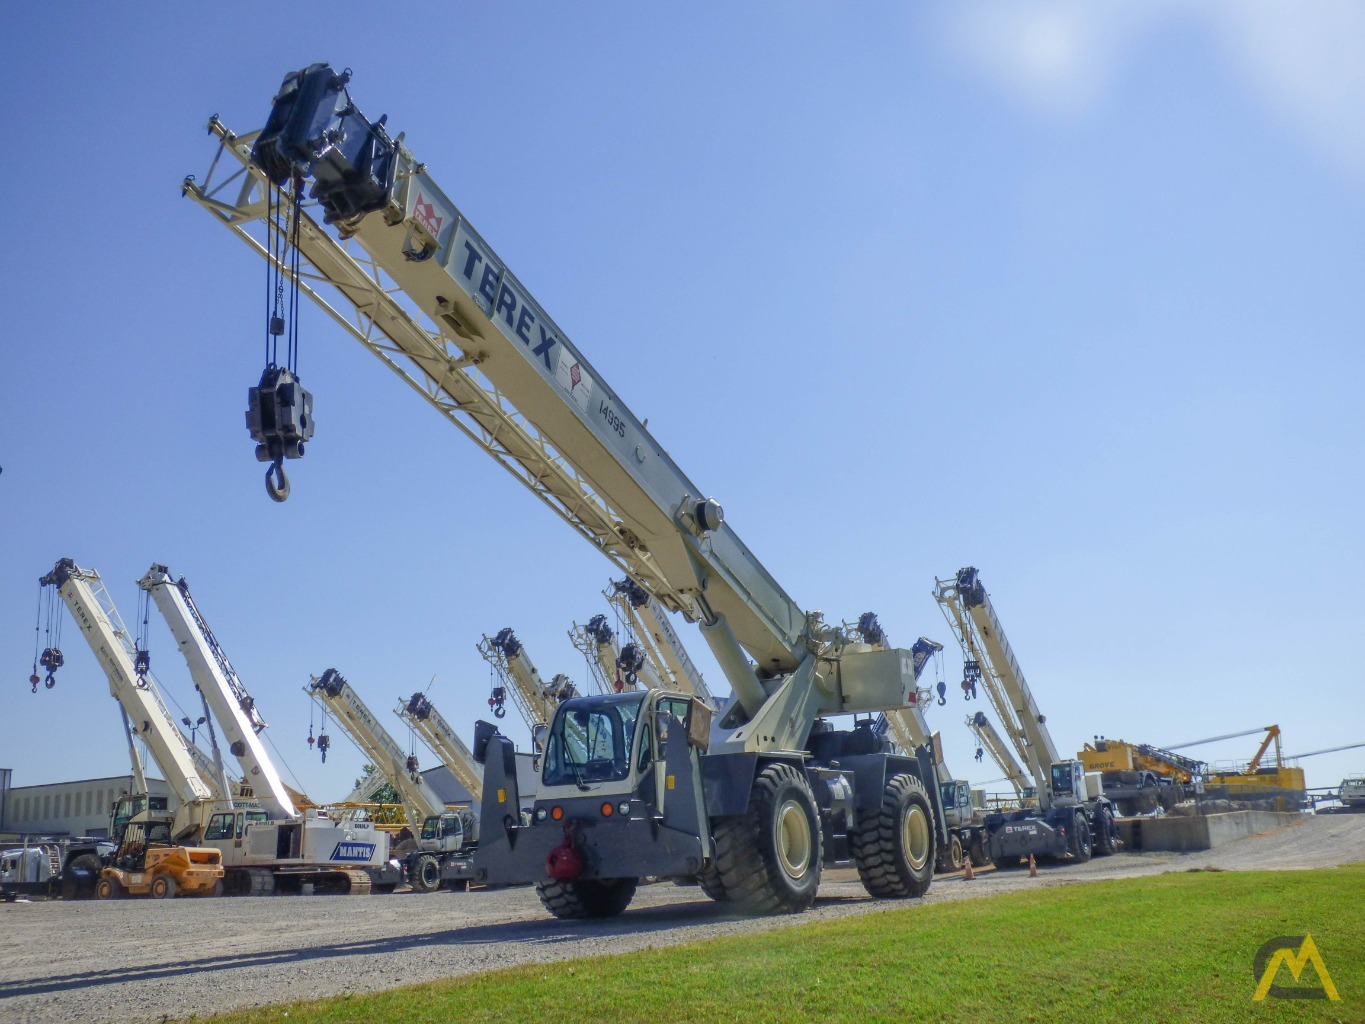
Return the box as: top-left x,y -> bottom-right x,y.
473,689 -> 712,912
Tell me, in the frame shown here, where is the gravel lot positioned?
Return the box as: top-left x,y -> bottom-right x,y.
2,813 -> 1361,1024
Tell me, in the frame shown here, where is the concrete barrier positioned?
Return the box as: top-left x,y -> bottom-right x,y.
1118,811 -> 1305,852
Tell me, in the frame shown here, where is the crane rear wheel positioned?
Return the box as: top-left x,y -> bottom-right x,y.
851,773 -> 936,898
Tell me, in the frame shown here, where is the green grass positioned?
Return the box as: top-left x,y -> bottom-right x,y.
203,865 -> 1365,1024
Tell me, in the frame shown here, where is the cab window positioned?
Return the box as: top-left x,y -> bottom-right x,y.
655,697 -> 693,758
204,813 -> 235,841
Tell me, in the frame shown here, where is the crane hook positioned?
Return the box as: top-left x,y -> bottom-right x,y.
936,680 -> 947,707
265,459 -> 290,503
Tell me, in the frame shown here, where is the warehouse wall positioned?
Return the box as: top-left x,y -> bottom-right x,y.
3,775 -> 173,838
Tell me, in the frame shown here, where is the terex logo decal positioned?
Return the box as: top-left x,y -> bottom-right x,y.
455,229 -> 559,373
331,842 -> 376,863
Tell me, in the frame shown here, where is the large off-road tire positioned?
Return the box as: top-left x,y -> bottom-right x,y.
411,854 -> 441,893
536,877 -> 638,919
968,836 -> 990,868
61,853 -> 104,900
697,866 -> 728,902
150,874 -> 177,899
1069,814 -> 1093,864
95,877 -> 121,900
711,762 -> 823,915
1092,807 -> 1118,856
851,773 -> 935,898
937,833 -> 964,873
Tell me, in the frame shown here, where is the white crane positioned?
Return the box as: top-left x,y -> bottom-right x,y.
605,579 -> 715,706
306,669 -> 475,892
394,691 -> 483,799
138,565 -> 296,820
935,567 -> 1118,867
569,613 -> 660,695
477,629 -> 577,749
188,65 -> 951,917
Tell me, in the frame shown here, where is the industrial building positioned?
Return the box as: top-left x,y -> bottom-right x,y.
0,770 -> 172,839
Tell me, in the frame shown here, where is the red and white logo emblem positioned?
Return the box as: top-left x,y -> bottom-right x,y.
569,363 -> 582,390
412,190 -> 445,239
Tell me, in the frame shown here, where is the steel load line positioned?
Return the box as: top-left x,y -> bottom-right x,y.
1286,741 -> 1365,760
39,559 -> 220,822
934,567 -> 1060,796
305,669 -> 446,831
394,692 -> 483,797
139,565 -> 297,820
185,118 -> 806,708
1164,727 -> 1272,752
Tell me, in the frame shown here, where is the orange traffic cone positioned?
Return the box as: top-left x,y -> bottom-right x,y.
963,859 -> 974,881
1028,854 -> 1038,877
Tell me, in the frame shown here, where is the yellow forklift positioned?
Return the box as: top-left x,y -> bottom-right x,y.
95,819 -> 223,899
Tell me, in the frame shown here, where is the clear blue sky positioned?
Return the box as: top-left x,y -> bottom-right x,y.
2,3 -> 1362,804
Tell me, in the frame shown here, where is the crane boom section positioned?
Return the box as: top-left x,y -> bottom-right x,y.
395,694 -> 483,797
477,633 -> 559,733
306,672 -> 446,829
967,712 -> 1030,800
605,581 -> 713,704
139,566 -> 297,820
569,621 -> 657,695
935,569 -> 1060,799
41,560 -> 214,809
187,97 -> 805,675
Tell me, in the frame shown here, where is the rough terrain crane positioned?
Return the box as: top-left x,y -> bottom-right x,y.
188,64 -> 947,917
935,567 -> 1118,867
306,670 -> 476,891
138,564 -> 403,894
478,628 -> 578,751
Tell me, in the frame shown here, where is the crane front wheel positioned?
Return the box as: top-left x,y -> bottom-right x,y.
711,762 -> 822,915
536,877 -> 638,919
411,854 -> 441,893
